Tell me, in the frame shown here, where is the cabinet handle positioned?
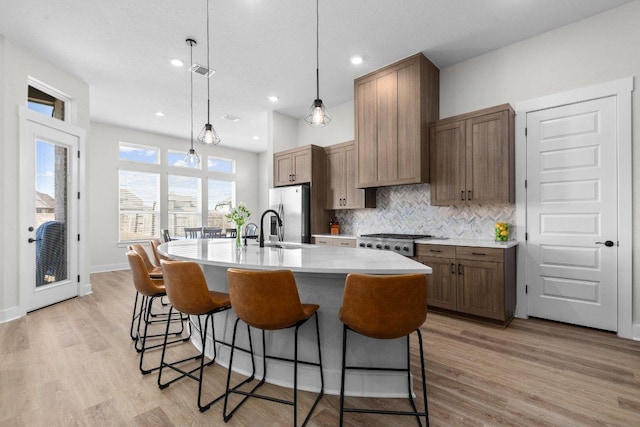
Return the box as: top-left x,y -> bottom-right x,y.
458,264 -> 462,275
471,252 -> 486,256
450,263 -> 455,274
429,249 -> 442,253
461,190 -> 465,201
468,190 -> 472,201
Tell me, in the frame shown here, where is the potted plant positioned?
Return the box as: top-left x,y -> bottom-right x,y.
226,203 -> 251,247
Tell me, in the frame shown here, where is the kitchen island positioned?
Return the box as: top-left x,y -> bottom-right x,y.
159,238 -> 431,397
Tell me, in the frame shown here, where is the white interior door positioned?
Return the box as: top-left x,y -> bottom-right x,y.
19,109 -> 80,312
526,96 -> 618,331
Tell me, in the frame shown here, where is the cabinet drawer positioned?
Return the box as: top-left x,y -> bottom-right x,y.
313,238 -> 331,246
416,244 -> 455,258
455,246 -> 503,262
334,238 -> 356,248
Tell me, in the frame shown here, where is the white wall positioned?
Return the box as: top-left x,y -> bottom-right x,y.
0,37 -> 90,320
439,0 -> 640,324
87,121 -> 260,272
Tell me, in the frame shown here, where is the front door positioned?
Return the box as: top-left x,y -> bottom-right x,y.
526,96 -> 618,331
19,109 -> 80,312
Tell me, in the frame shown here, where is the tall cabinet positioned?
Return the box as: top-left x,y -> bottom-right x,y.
325,141 -> 375,209
429,104 -> 515,206
354,53 -> 439,188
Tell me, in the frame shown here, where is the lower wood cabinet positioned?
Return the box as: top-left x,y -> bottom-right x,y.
416,244 -> 516,325
312,236 -> 357,248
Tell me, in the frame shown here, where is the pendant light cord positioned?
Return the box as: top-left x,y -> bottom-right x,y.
315,0 -> 320,100
206,0 -> 211,122
190,41 -> 194,150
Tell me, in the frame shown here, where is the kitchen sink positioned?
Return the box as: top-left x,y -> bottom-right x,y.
263,242 -> 304,249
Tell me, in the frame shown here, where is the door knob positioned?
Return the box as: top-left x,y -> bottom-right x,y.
28,238 -> 37,243
595,240 -> 615,247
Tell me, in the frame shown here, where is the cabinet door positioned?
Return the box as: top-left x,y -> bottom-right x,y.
355,78 -> 378,187
325,147 -> 344,209
430,121 -> 466,205
397,60 -> 420,182
466,111 -> 510,203
291,149 -> 311,184
274,153 -> 293,187
419,256 -> 457,310
343,143 -> 364,209
456,259 -> 504,320
375,70 -> 398,183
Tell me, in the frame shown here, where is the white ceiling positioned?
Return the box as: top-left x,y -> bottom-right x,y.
0,0 -> 632,153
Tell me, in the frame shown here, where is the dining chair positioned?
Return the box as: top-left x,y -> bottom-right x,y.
202,227 -> 223,238
185,227 -> 203,239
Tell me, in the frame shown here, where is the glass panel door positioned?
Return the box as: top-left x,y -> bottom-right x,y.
34,140 -> 68,288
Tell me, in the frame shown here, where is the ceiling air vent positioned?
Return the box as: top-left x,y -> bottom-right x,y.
222,114 -> 241,122
189,64 -> 215,77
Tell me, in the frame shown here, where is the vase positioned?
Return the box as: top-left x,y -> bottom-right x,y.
235,225 -> 243,247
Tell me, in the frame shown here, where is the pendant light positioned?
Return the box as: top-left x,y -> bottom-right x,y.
304,0 -> 331,127
185,38 -> 201,167
197,0 -> 221,145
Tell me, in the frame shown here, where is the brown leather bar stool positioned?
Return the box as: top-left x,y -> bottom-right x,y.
150,237 -> 172,266
127,251 -> 188,374
158,260 -> 232,412
339,273 -> 429,427
128,243 -> 164,340
224,268 -> 324,427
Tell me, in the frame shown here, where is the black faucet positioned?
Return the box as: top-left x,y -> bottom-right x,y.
259,209 -> 282,248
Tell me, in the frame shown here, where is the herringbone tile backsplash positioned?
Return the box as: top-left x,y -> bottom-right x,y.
335,184 -> 516,240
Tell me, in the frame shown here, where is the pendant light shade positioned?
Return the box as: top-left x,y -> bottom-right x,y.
185,38 -> 201,167
305,0 -> 330,127
197,0 -> 221,145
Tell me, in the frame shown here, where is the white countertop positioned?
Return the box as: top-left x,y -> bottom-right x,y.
414,238 -> 518,249
311,234 -> 357,239
159,239 -> 431,275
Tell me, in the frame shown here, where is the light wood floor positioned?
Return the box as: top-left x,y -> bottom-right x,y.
1,270 -> 640,426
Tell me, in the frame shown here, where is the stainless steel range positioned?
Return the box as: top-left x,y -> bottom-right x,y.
357,233 -> 432,257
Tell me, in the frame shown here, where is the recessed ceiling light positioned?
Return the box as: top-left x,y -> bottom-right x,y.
171,59 -> 183,67
252,136 -> 259,140
155,111 -> 165,117
268,95 -> 279,102
350,55 -> 363,65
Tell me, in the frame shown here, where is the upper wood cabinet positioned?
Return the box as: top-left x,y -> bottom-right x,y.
429,104 -> 515,206
274,145 -> 321,187
325,141 -> 375,209
354,53 -> 439,188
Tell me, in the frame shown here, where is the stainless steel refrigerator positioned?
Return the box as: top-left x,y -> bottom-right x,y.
267,185 -> 310,243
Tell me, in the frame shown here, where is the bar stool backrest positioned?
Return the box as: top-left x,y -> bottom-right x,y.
161,260 -> 219,315
341,273 -> 427,339
227,268 -> 306,330
129,243 -> 157,271
127,251 -> 165,297
150,238 -> 171,266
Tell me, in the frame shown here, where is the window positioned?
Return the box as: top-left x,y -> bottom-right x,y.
208,156 -> 234,173
168,175 -> 201,237
168,149 -> 201,169
119,142 -> 160,164
27,85 -> 66,121
119,170 -> 160,241
117,141 -> 238,243
208,179 -> 234,228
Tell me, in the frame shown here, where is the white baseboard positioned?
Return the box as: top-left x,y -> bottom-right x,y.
78,282 -> 92,296
632,323 -> 640,341
0,306 -> 26,323
90,263 -> 128,274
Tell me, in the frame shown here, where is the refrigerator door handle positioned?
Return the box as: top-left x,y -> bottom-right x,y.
278,203 -> 285,241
